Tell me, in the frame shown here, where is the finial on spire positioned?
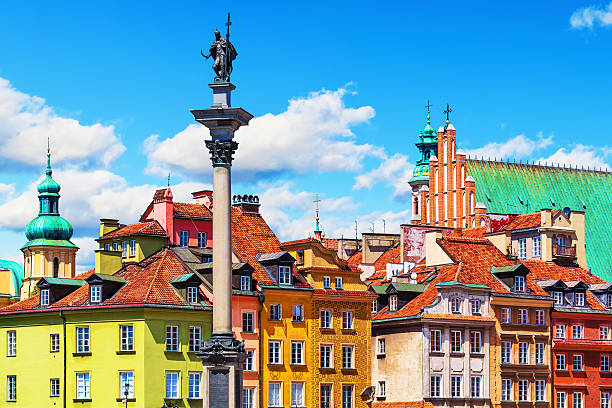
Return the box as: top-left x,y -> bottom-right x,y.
425,99 -> 432,123
444,104 -> 452,128
46,137 -> 52,175
167,172 -> 171,187
314,193 -> 322,241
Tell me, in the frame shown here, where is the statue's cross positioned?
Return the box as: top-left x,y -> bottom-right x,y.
225,12 -> 232,40
425,100 -> 432,115
314,193 -> 321,214
444,104 -> 452,122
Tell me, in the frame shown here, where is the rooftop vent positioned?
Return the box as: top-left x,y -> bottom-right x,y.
232,194 -> 260,213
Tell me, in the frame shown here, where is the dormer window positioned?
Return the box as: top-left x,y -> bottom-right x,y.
554,291 -> 564,305
471,299 -> 481,315
90,286 -> 101,303
279,266 -> 291,286
389,295 -> 398,311
323,276 -> 331,289
575,292 -> 585,307
451,297 -> 461,314
186,286 -> 198,304
608,294 -> 612,308
240,276 -> 251,291
335,277 -> 343,290
297,250 -> 304,265
514,276 -> 526,292
40,289 -> 50,307
371,300 -> 378,314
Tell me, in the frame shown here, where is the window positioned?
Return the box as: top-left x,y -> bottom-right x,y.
556,236 -> 566,247
323,276 -> 331,289
575,292 -> 585,307
186,286 -> 198,304
50,378 -> 60,397
342,311 -> 353,329
41,289 -> 50,306
602,393 -> 611,408
50,333 -> 60,353
518,238 -> 527,259
574,392 -> 583,408
335,277 -> 343,289
377,338 -> 386,356
371,300 -> 378,314
320,310 -> 332,329
179,231 -> 189,247
243,350 -> 255,371
292,304 -> 304,322
188,372 -> 201,399
389,295 -> 398,311
427,375 -> 441,398
7,375 -> 16,401
120,325 -> 133,351
470,331 -> 482,354
270,304 -> 281,321
291,341 -> 303,365
601,326 -> 610,340
519,342 -> 529,364
165,325 -> 178,351
119,371 -> 134,399
515,275 -> 526,292
556,354 -> 566,370
268,340 -> 281,364
342,345 -> 354,369
76,372 -> 90,399
518,308 -> 529,324
242,388 -> 254,408
533,236 -> 541,257
608,294 -> 612,308
572,325 -> 583,339
90,285 -> 101,303
451,330 -> 462,353
451,376 -> 462,397
189,326 -> 201,352
377,381 -> 386,397
7,331 -> 16,356
502,379 -> 513,401
431,330 -> 442,352
129,240 -> 136,257
292,382 -> 304,407
602,355 -> 610,372
451,297 -> 461,313
536,309 -> 545,325
104,243 -> 111,251
165,372 -> 179,399
242,312 -> 254,333
320,344 -> 333,368
342,384 -> 354,408
76,327 -> 89,353
321,384 -> 332,408
518,379 -> 529,401
471,299 -> 481,315
197,232 -> 207,248
240,275 -> 251,291
296,250 -> 304,264
121,241 -> 127,257
279,266 -> 291,285
502,341 -> 512,364
535,380 -> 545,402
554,291 -> 564,305
557,392 -> 566,408
269,382 -> 282,407
556,324 -> 567,339
471,376 -> 482,398
573,354 -> 583,371
536,343 -> 545,365
501,307 -> 512,323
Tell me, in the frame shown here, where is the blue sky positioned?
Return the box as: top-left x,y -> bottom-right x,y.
0,1 -> 611,270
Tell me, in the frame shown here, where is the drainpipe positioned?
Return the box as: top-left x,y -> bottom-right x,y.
549,307 -> 554,408
258,293 -> 265,408
60,310 -> 67,408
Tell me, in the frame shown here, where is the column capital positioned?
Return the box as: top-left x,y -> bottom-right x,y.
205,139 -> 239,167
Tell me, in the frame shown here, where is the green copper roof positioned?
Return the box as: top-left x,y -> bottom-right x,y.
0,260 -> 22,298
410,119 -> 438,184
465,160 -> 612,280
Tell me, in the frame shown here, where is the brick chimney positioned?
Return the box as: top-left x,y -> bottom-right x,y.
192,190 -> 213,210
232,194 -> 260,213
152,187 -> 174,239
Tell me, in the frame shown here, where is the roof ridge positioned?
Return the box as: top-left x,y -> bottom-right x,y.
144,249 -> 168,303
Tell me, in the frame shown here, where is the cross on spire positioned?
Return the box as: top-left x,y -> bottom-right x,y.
167,173 -> 171,187
425,99 -> 432,122
314,193 -> 321,231
444,103 -> 452,128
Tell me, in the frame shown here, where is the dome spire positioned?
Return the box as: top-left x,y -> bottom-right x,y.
46,136 -> 52,176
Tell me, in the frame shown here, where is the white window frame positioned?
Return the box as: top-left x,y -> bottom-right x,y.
320,344 -> 333,368
323,276 -> 331,289
269,382 -> 282,407
341,384 -> 354,408
470,331 -> 482,354
556,324 -> 567,339
371,300 -> 378,314
557,391 -> 566,408
120,325 -> 134,351
557,353 -> 566,370
535,379 -> 546,402
41,289 -> 50,306
50,333 -> 60,353
165,371 -> 179,399
389,295 -> 398,311
321,384 -> 333,408
575,292 -> 585,307
240,276 -> 251,292
279,265 -> 291,286
601,326 -> 610,340
451,329 -> 462,353
519,342 -> 529,364
602,392 -> 610,408
7,375 -> 16,401
554,291 -> 564,305
471,298 -> 481,315
536,309 -> 545,325
518,308 -> 529,324
502,379 -> 513,401
186,286 -> 198,304
502,341 -> 512,364
451,375 -> 462,397
536,343 -> 545,365
320,309 -> 332,329
269,304 -> 281,321
377,338 -> 386,356
291,382 -> 304,407
431,329 -> 442,352
188,372 -> 201,399
129,240 -> 136,257
572,325 -> 583,339
268,340 -> 282,365
291,341 -> 304,365
7,330 -> 16,357
515,275 -> 526,292
518,238 -> 527,259
121,241 -> 127,257
342,310 -> 353,330
76,372 -> 90,399
451,297 -> 461,313
76,326 -> 89,353
501,307 -> 512,323
430,375 -> 441,397
573,354 -> 583,371
533,236 -> 541,257
119,371 -> 134,399
242,387 -> 254,408
518,379 -> 529,401
335,277 -> 343,289
188,326 -> 201,352
377,381 -> 386,397
50,378 -> 60,397
574,392 -> 583,408
292,304 -> 304,322
471,376 -> 482,398
165,325 -> 179,352
602,355 -> 610,372
90,285 -> 101,303
242,312 -> 254,333
341,345 -> 354,369
243,349 -> 255,371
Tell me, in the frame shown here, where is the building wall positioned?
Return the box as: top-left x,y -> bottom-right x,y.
232,294 -> 261,407
21,246 -> 77,299
172,218 -> 213,248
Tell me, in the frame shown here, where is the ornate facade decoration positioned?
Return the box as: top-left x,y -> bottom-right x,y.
205,139 -> 239,166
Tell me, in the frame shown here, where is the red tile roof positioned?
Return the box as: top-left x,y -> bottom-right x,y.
365,269 -> 388,286
422,313 -> 496,322
98,220 -> 167,240
173,202 -> 212,219
373,242 -> 401,271
313,288 -> 377,299
499,212 -> 541,231
323,238 -> 339,251
347,250 -> 362,264
461,227 -> 486,238
372,401 -> 434,408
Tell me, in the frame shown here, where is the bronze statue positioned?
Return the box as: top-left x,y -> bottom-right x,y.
201,13 -> 237,82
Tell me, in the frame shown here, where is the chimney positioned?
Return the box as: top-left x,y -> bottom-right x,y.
232,194 -> 260,214
540,208 -> 552,227
152,188 -> 174,239
192,190 -> 213,210
99,218 -> 119,237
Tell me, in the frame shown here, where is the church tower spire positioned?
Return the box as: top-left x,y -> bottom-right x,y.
20,146 -> 79,300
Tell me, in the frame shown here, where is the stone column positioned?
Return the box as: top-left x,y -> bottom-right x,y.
192,82 -> 253,408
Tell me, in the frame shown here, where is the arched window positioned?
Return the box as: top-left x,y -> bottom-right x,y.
444,140 -> 448,163
415,196 -> 419,215
461,165 -> 465,188
451,140 -> 455,160
453,165 -> 457,190
470,191 -> 475,213
53,258 -> 59,278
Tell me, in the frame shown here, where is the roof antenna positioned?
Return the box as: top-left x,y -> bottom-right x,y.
382,219 -> 386,233
167,172 -> 171,187
369,222 -> 375,233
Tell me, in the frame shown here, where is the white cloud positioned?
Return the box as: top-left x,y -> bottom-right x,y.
570,2 -> 612,29
353,153 -> 415,200
0,77 -> 125,168
143,87 -> 381,179
537,144 -> 611,170
71,236 -> 99,273
463,132 -> 553,160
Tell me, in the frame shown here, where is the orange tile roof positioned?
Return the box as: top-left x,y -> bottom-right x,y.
365,269 -> 389,286
347,250 -> 362,264
461,227 -> 486,238
499,212 -> 541,230
372,401 -> 433,408
323,238 -> 339,251
98,220 -> 167,240
173,202 -> 212,219
313,288 -> 377,299
373,242 -> 401,271
422,313 -> 496,322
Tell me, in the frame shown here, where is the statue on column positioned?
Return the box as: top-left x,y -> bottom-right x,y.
201,13 -> 237,82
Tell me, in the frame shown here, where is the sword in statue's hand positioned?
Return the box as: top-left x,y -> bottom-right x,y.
201,49 -> 211,59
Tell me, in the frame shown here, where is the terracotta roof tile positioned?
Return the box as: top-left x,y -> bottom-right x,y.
373,242 -> 401,272
499,212 -> 541,231
98,220 -> 167,240
313,288 -> 377,298
365,270 -> 388,286
422,313 -> 496,322
372,401 -> 434,408
347,250 -> 362,264
461,227 -> 486,238
323,238 -> 339,251
173,202 -> 213,219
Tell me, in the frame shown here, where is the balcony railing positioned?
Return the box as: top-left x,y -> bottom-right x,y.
553,244 -> 576,258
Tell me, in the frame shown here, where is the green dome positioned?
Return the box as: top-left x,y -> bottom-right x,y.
37,154 -> 60,196
25,215 -> 74,242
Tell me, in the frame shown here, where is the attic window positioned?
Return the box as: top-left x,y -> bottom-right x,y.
90,286 -> 102,303
389,295 -> 398,312
279,266 -> 291,286
608,294 -> 612,308
514,276 -> 526,292
297,250 -> 304,265
553,291 -> 564,305
186,286 -> 198,304
575,292 -> 585,307
40,289 -> 50,307
240,276 -> 251,291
